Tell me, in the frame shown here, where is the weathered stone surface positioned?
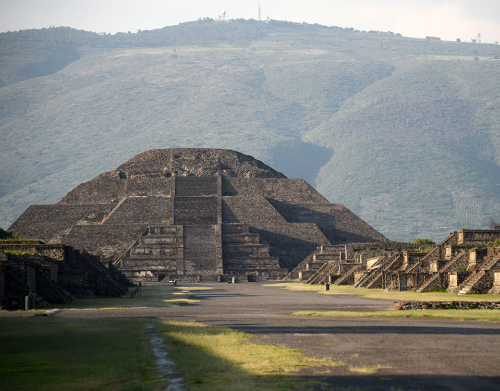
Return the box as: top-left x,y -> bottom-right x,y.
9,148 -> 388,281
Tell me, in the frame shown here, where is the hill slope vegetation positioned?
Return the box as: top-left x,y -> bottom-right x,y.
1,20 -> 500,242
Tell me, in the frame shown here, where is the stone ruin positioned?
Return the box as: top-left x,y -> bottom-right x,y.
0,240 -> 132,310
9,148 -> 387,282
291,228 -> 500,295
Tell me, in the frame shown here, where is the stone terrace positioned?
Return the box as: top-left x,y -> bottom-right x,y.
9,148 -> 387,282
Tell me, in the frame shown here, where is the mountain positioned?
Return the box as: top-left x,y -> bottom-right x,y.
1,19 -> 500,242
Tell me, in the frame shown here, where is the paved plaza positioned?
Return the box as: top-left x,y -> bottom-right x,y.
7,283 -> 500,390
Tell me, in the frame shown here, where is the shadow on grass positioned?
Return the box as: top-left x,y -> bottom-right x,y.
155,321 -> 500,391
156,320 -> 341,391
0,317 -> 164,391
58,284 -> 211,310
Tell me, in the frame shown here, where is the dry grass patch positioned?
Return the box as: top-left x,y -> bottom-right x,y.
267,282 -> 500,302
60,284 -> 211,310
349,365 -> 392,375
157,320 -> 344,391
292,309 -> 500,322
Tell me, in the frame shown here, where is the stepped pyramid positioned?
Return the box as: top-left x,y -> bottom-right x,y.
9,148 -> 387,281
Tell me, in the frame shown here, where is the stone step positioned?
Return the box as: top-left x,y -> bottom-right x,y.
120,260 -> 177,269
222,234 -> 260,245
129,248 -> 177,256
320,245 -> 346,253
307,262 -> 326,270
223,245 -> 272,256
149,226 -> 177,235
140,237 -> 176,245
224,254 -> 279,262
313,253 -> 341,261
222,224 -> 250,235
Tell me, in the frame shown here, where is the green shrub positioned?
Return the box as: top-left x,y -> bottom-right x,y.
487,239 -> 500,248
411,238 -> 435,246
0,228 -> 13,240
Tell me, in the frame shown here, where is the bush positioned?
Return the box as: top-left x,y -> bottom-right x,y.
411,238 -> 435,246
0,228 -> 13,240
487,239 -> 500,248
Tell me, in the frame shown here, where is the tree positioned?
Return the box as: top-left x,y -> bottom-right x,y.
411,238 -> 435,246
0,227 -> 13,239
456,38 -> 461,43
487,216 -> 500,230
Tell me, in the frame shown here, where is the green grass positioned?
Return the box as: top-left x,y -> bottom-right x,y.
348,364 -> 392,375
0,282 -> 348,391
292,309 -> 500,322
0,317 -> 165,391
267,282 -> 500,302
2,249 -> 37,256
59,284 -> 212,310
157,320 -> 344,391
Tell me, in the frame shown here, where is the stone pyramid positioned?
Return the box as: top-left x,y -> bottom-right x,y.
10,148 -> 387,281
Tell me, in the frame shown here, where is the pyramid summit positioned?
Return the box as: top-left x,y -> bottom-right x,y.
10,148 -> 387,281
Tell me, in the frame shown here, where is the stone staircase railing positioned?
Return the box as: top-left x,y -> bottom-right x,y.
100,197 -> 128,224
405,246 -> 440,274
417,252 -> 468,293
352,256 -> 385,288
332,264 -> 362,286
305,262 -> 332,284
283,252 -> 314,280
366,254 -> 403,289
455,252 -> 500,295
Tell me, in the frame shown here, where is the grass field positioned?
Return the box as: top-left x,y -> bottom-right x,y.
292,309 -> 500,322
267,282 -> 500,302
0,283 -> 348,390
157,320 -> 344,391
0,317 -> 165,391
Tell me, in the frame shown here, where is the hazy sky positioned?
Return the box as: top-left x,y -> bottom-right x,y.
1,0 -> 500,43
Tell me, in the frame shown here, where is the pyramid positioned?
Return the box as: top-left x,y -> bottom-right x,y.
9,148 -> 387,281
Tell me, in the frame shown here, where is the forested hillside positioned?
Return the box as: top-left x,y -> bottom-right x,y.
1,19 -> 500,241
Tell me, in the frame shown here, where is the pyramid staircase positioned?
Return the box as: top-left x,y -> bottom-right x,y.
302,245 -> 347,283
306,261 -> 340,285
352,256 -> 386,288
405,246 -> 441,274
454,252 -> 500,294
221,224 -> 285,278
118,225 -> 179,280
417,252 -> 469,292
352,253 -> 403,289
332,264 -> 362,286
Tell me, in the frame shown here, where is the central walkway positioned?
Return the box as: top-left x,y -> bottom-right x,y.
62,283 -> 500,391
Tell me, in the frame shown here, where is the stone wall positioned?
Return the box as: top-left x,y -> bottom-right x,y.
59,176 -> 173,204
8,204 -> 113,243
62,224 -> 147,258
224,178 -> 327,203
458,229 -> 500,245
104,197 -> 173,224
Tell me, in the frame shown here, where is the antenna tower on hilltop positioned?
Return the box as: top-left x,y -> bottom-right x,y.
258,3 -> 261,21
